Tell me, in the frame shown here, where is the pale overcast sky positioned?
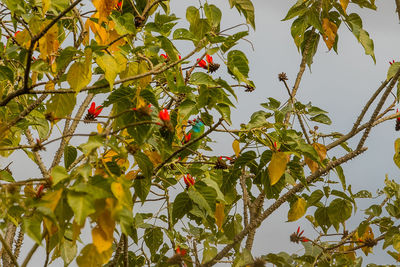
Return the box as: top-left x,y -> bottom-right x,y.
3,0 -> 400,265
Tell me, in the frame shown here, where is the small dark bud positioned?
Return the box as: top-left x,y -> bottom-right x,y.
245,84 -> 255,92
278,72 -> 288,81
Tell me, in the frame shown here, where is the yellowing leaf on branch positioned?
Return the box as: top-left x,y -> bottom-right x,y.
232,139 -> 240,157
96,52 -> 126,90
305,143 -> 327,173
42,0 -> 51,16
76,244 -> 112,267
215,203 -> 225,231
287,198 -> 307,221
92,198 -> 115,253
14,30 -> 32,49
39,22 -> 59,62
355,226 -> 375,256
340,0 -> 349,13
268,152 -> 289,186
322,18 -> 338,50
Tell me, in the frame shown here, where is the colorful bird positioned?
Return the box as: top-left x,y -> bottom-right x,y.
179,118 -> 205,159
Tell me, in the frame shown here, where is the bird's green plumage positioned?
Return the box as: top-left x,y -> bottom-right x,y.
179,120 -> 205,159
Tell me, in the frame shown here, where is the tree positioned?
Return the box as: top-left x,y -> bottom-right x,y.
0,0 -> 400,266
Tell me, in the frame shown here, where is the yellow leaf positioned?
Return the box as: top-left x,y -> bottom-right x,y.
268,152 -> 288,186
76,244 -> 113,267
215,203 -> 225,231
340,0 -> 349,13
15,30 -> 32,49
232,140 -> 240,157
67,62 -> 92,93
97,123 -> 103,134
41,189 -> 63,211
322,18 -> 338,50
86,13 -> 108,44
111,182 -> 132,209
39,22 -> 59,61
287,198 -> 307,222
92,199 -> 115,253
96,54 -> 120,90
42,0 -> 51,16
45,81 -> 55,90
138,61 -> 151,89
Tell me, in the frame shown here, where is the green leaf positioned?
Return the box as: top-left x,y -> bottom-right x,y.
315,207 -> 331,230
216,103 -> 232,125
335,165 -> 346,190
0,66 -> 14,82
188,187 -> 213,216
0,170 -> 14,182
234,150 -> 257,168
204,4 -> 222,27
310,114 -> 332,125
387,62 -> 400,81
51,166 -> 69,185
79,135 -> 104,155
61,238 -> 77,265
64,145 -> 77,170
23,215 -> 42,244
133,176 -> 151,202
134,151 -> 154,179
67,191 -> 96,225
328,198 -> 353,224
144,227 -> 163,255
186,6 -> 200,25
190,72 -> 218,86
227,50 -> 249,81
358,29 -> 375,63
229,0 -> 255,29
173,28 -> 195,40
307,190 -> 324,207
172,192 -> 192,224
46,93 -> 76,118
282,3 -> 308,21
67,62 -> 91,92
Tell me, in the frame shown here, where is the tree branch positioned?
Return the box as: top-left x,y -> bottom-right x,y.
201,147 -> 367,267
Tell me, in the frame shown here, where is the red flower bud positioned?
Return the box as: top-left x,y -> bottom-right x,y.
183,174 -> 195,188
206,54 -> 213,64
390,60 -> 396,65
88,102 -> 103,117
159,109 -> 170,122
176,247 -> 187,256
197,59 -> 207,69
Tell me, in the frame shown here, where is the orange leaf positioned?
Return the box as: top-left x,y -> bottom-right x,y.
268,152 -> 289,185
215,203 -> 225,231
92,0 -> 119,23
322,18 -> 338,50
306,143 -> 327,173
340,0 -> 349,13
